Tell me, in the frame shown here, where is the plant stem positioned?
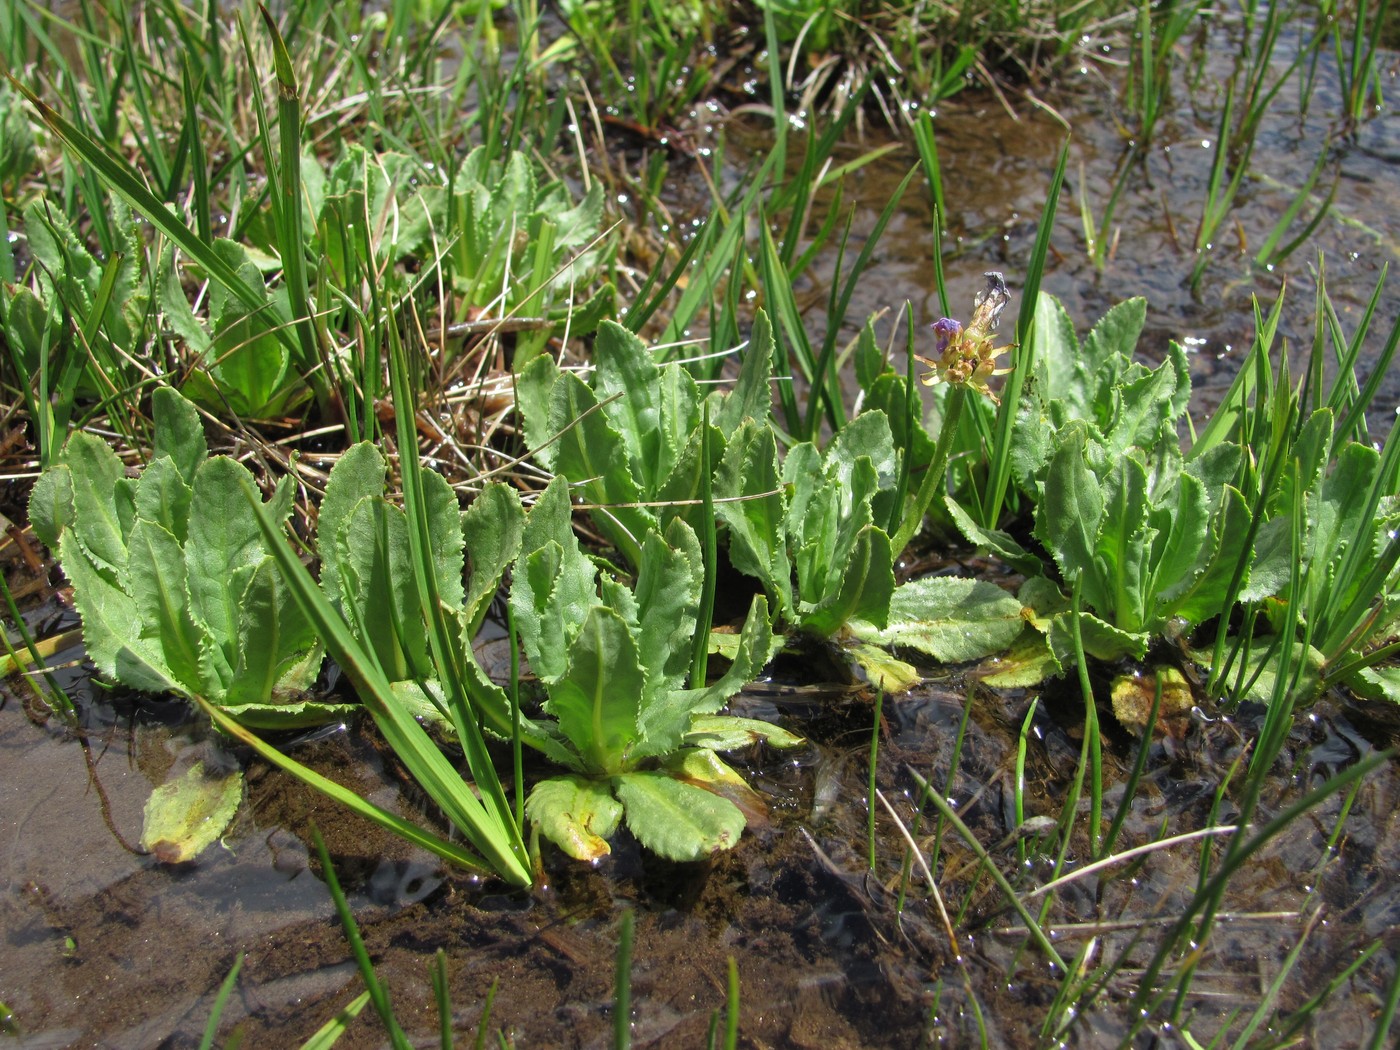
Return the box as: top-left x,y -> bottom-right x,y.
891,384 -> 967,556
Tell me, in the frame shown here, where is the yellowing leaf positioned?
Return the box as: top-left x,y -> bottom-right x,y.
525,775 -> 623,862
140,761 -> 242,864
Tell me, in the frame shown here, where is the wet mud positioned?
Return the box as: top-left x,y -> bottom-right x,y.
4,627 -> 1399,1047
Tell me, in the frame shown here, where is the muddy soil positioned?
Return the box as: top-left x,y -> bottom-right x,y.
4,621 -> 1398,1048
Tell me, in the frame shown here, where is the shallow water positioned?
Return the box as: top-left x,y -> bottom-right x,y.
5,631 -> 1398,1047
4,13 -> 1400,1050
700,20 -> 1400,429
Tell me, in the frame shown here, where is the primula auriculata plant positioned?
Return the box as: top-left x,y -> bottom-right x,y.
516,312 -> 775,570
965,289 -> 1400,709
520,304 -> 1026,692
514,476 -> 796,863
719,409 -> 1027,691
28,387 -> 347,728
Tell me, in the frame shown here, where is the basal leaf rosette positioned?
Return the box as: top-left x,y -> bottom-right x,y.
514,477 -> 794,863
29,387 -> 340,728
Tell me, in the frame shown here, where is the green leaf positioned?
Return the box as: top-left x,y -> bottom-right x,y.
210,699 -> 360,730
336,496 -> 428,680
202,239 -> 291,415
1081,297 -> 1147,386
59,432 -> 129,579
592,321 -> 672,493
461,482 -> 524,637
845,641 -> 923,693
714,420 -> 791,615
782,442 -> 828,571
421,466 -> 466,612
1023,292 -> 1083,415
28,462 -> 74,551
547,370 -> 650,563
319,442 -> 387,614
613,770 -> 747,861
186,457 -> 281,670
125,518 -> 204,695
1046,609 -> 1148,663
974,632 -> 1060,688
1035,424 -> 1104,586
1348,665 -> 1400,705
633,520 -> 703,697
660,748 -> 766,824
512,477 -> 598,683
849,576 -> 1027,662
158,245 -> 212,357
653,422 -> 723,539
1104,343 -> 1189,459
829,411 -> 900,530
512,354 -> 560,469
684,714 -> 804,751
525,775 -> 624,861
1091,453 -> 1153,632
944,494 -> 1042,575
132,456 -> 193,546
546,606 -> 646,775
237,476 -> 531,885
151,386 -> 207,489
715,310 -> 775,433
227,557 -> 318,707
1148,469 -> 1210,611
139,761 -> 242,864
801,525 -> 895,637
61,530 -> 181,694
1179,485 -> 1261,615
640,595 -> 778,753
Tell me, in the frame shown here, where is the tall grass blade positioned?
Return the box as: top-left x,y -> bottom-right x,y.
299,992 -> 371,1050
256,5 -> 321,384
386,318 -> 528,870
980,136 -> 1069,528
8,78 -> 298,358
235,471 -> 531,884
614,909 -> 635,1050
690,400 -> 716,687
311,827 -> 413,1050
195,695 -> 493,873
197,953 -> 242,1050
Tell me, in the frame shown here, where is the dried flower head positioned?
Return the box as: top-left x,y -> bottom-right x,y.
916,272 -> 1016,403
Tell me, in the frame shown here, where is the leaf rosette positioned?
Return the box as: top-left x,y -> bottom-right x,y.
29,387 -> 341,727
513,476 -> 794,863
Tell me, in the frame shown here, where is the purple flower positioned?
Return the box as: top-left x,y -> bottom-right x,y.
931,317 -> 962,353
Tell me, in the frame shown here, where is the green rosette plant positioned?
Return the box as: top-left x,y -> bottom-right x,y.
515,312 -> 775,569
520,307 -> 1025,692
962,289 -> 1400,708
2,200 -> 152,465
717,409 -> 1027,691
448,144 -> 613,362
513,475 -> 794,863
947,293 -> 1260,682
27,387 -> 343,728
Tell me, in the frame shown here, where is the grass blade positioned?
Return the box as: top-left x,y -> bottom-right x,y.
980,135 -> 1069,528
311,827 -> 413,1050
237,472 -> 531,886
